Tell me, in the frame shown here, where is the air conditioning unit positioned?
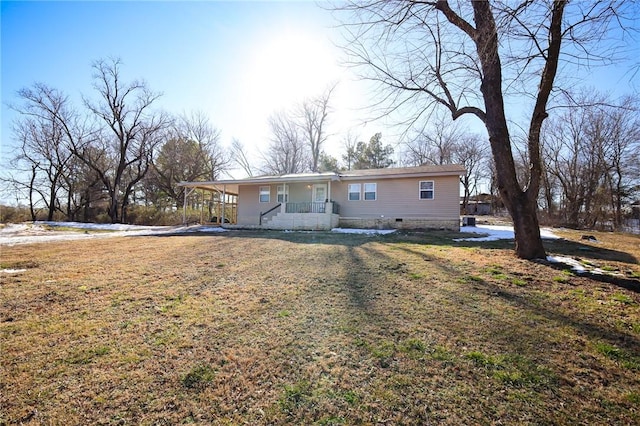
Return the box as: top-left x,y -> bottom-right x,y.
462,216 -> 476,227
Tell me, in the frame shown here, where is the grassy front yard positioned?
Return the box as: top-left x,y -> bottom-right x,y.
1,229 -> 639,424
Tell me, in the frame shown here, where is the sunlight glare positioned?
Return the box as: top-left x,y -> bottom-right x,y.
242,30 -> 341,114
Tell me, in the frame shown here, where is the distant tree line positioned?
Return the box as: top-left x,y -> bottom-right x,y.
4,59 -> 228,224
539,93 -> 640,230
2,57 -> 639,231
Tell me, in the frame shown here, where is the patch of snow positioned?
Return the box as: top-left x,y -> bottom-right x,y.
546,256 -> 588,274
2,269 -> 27,274
187,226 -> 227,233
331,228 -> 396,235
0,222 -> 237,246
546,255 -> 624,276
0,223 -> 29,235
455,225 -> 559,242
36,221 -> 171,232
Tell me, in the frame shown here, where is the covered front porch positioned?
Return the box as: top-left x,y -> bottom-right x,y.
179,172 -> 341,230
259,200 -> 340,230
257,179 -> 340,230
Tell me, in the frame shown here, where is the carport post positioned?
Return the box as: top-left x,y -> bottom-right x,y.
183,187 -> 197,225
222,185 -> 226,224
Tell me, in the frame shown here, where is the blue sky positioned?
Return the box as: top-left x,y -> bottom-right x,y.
2,0 -> 639,185
1,0 -> 377,176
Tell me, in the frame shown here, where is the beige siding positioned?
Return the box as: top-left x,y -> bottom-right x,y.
237,175 -> 460,227
237,185 -> 275,225
236,182 -> 321,225
333,175 -> 460,219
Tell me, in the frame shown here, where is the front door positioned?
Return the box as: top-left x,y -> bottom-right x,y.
312,184 -> 327,203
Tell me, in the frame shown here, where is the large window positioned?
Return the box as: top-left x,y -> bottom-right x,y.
259,186 -> 270,203
348,183 -> 361,201
419,181 -> 434,200
277,185 -> 288,203
364,183 -> 377,200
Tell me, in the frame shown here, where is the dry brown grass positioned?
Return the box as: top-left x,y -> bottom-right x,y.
1,228 -> 639,425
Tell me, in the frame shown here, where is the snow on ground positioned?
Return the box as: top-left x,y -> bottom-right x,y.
546,256 -> 590,274
331,228 -> 396,235
1,269 -> 27,274
37,221 -> 168,232
456,224 -> 560,242
0,222 -> 226,247
1,221 -> 622,279
459,225 -> 624,277
1,222 -> 551,246
0,223 -> 396,246
546,255 -> 624,276
195,226 -> 229,233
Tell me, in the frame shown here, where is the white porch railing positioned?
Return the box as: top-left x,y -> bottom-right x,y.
283,202 -> 339,214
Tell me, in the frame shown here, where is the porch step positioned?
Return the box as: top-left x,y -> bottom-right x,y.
262,211 -> 338,231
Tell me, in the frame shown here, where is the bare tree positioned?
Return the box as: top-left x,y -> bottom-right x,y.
335,1 -> 636,258
341,130 -> 360,170
403,113 -> 464,166
298,84 -> 337,172
542,93 -> 640,229
261,110 -> 309,175
229,138 -> 255,177
455,134 -> 489,210
260,86 -> 336,174
147,111 -> 229,208
598,96 -> 640,229
8,83 -> 87,221
177,111 -> 228,180
77,58 -> 169,223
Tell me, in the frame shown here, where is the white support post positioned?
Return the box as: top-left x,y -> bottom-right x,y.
222,185 -> 226,224
183,187 -> 197,225
183,189 -> 187,224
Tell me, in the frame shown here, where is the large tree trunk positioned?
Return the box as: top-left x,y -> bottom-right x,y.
47,184 -> 56,221
507,192 -> 546,259
471,2 -> 547,259
108,190 -> 119,223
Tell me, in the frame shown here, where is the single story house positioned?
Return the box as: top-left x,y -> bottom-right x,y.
179,164 -> 465,231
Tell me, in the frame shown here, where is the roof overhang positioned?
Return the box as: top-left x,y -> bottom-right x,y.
338,169 -> 465,180
179,181 -> 240,196
178,165 -> 466,193
178,172 -> 340,195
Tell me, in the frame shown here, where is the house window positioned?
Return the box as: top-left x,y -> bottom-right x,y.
419,181 -> 434,200
277,185 -> 288,203
348,183 -> 361,201
364,183 -> 377,200
259,186 -> 270,203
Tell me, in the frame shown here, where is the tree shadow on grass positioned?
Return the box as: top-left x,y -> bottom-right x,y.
540,258 -> 640,293
477,279 -> 640,359
152,227 -> 638,262
152,227 -> 640,364
375,242 -> 640,359
388,231 -> 640,293
542,237 -> 638,265
151,228 -> 393,248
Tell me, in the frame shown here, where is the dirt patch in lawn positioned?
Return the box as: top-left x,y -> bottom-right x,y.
1,229 -> 639,425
